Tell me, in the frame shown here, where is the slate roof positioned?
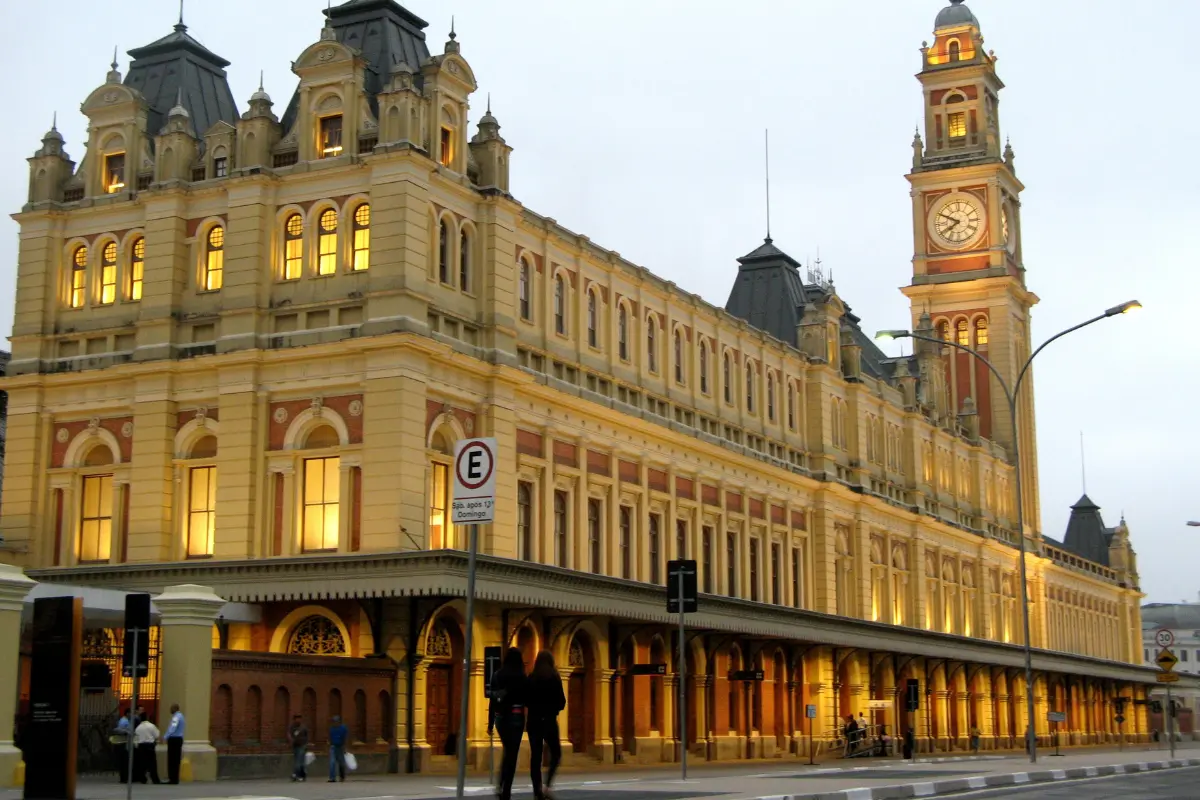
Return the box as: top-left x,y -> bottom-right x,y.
125,22 -> 239,139
1060,494 -> 1112,566
1142,603 -> 1200,631
281,0 -> 432,132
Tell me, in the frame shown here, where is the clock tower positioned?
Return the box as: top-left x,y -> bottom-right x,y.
903,0 -> 1041,531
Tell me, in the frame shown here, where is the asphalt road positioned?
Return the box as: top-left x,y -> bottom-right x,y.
951,765 -> 1200,799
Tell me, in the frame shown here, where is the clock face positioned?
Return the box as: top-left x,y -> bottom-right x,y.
931,194 -> 984,248
1002,207 -> 1016,254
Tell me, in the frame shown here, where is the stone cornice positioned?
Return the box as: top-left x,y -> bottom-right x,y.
29,552 -> 1176,687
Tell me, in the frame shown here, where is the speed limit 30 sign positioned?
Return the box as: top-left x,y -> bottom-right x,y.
1155,628 -> 1175,649
452,438 -> 497,524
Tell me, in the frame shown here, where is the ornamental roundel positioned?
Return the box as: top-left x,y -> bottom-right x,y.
121,422 -> 134,438
56,428 -> 69,443
348,400 -> 363,418
568,640 -> 585,668
286,615 -> 347,656
273,407 -> 289,424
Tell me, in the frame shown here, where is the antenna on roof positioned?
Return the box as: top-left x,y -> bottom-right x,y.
1080,431 -> 1087,494
179,0 -> 184,26
764,129 -> 772,243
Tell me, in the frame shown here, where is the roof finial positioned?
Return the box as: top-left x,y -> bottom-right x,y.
450,15 -> 457,41
52,111 -> 57,131
259,70 -> 264,92
176,0 -> 187,32
112,45 -> 118,72
764,128 -> 772,244
1080,431 -> 1087,495
487,92 -> 491,114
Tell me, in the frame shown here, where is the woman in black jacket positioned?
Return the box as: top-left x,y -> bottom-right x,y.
527,651 -> 566,800
488,648 -> 528,800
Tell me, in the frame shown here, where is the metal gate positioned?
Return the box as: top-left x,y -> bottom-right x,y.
77,628 -> 162,774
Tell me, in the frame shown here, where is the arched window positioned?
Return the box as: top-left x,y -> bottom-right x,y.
287,616 -> 347,656
186,433 -> 218,558
745,362 -> 755,413
317,209 -> 338,276
787,382 -> 796,429
646,317 -> 657,372
459,228 -> 471,291
948,40 -> 961,62
69,245 -> 87,308
284,213 -> 304,279
352,204 -> 370,271
428,429 -> 455,550
673,329 -> 684,384
100,241 -> 117,304
936,320 -> 950,341
955,319 -> 969,346
587,290 -> 598,348
129,237 -> 145,301
518,259 -> 531,321
617,305 -> 628,360
699,340 -> 709,394
438,218 -> 451,284
975,318 -> 989,347
302,424 -> 340,553
767,373 -> 776,421
554,275 -> 566,335
204,226 -> 224,291
723,352 -> 732,403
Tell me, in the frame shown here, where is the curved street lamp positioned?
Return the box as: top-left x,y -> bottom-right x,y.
877,299 -> 1140,763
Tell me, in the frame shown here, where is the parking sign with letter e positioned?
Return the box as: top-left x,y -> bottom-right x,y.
452,438 -> 498,524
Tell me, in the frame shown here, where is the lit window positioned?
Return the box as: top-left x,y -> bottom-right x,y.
204,226 -> 224,291
674,330 -> 684,384
318,209 -> 338,275
975,318 -> 989,347
100,242 -> 117,304
647,318 -> 657,372
587,291 -> 598,348
429,462 -> 454,549
105,153 -> 126,193
349,205 -> 369,272
70,245 -> 88,308
519,260 -> 531,320
554,276 -> 566,335
187,466 -> 216,558
618,305 -> 628,360
956,319 -> 969,346
439,219 -> 451,284
700,341 -> 709,394
948,112 -> 967,139
320,115 -> 344,157
129,238 -> 144,301
79,474 -> 113,563
284,214 -> 303,279
303,457 -> 340,552
214,157 -> 228,178
459,228 -> 471,291
440,126 -> 453,167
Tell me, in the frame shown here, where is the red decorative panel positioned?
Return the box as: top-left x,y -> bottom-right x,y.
791,510 -> 807,530
772,505 -> 786,526
269,395 -> 364,451
926,255 -> 990,275
749,498 -> 765,520
50,416 -> 134,467
648,469 -> 668,493
619,460 -> 639,484
725,492 -> 743,514
553,440 -> 578,468
424,399 -> 475,443
675,477 -> 695,501
517,430 -> 543,458
587,450 -> 611,476
702,484 -> 720,506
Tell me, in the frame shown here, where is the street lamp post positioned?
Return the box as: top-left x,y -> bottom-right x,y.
877,300 -> 1140,764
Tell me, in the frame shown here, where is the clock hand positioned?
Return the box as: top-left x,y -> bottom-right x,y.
940,213 -> 960,228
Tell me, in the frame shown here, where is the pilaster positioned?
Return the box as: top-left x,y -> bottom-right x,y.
0,565 -> 36,786
215,368 -> 260,558
127,374 -> 176,562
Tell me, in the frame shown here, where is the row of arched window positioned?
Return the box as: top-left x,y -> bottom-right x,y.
432,213 -> 475,294
65,237 -> 145,308
279,203 -> 371,280
935,316 -> 989,349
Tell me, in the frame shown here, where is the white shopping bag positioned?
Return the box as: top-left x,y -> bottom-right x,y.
304,751 -> 316,766
344,752 -> 358,772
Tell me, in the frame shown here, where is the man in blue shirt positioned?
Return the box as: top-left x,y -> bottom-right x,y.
110,710 -> 133,783
164,704 -> 186,784
328,716 -> 349,782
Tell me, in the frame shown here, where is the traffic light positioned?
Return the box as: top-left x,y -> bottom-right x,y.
906,679 -> 920,712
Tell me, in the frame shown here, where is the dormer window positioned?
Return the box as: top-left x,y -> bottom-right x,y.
214,157 -> 228,178
320,115 -> 344,158
105,153 -> 126,193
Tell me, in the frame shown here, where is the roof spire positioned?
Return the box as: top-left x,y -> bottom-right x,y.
450,15 -> 457,41
176,0 -> 187,32
107,46 -> 122,83
52,111 -> 57,131
112,45 -> 118,71
1080,431 -> 1087,494
764,128 -> 772,244
486,92 -> 491,114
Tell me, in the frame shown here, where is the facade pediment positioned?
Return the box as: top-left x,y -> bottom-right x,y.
294,39 -> 361,73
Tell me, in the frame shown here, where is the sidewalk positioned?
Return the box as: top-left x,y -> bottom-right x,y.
8,742 -> 1197,800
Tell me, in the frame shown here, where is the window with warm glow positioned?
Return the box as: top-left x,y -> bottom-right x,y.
320,115 -> 344,157
554,276 -> 566,335
129,238 -> 144,300
956,319 -> 969,346
318,209 -> 338,275
352,205 -> 370,271
937,321 -> 950,341
79,474 -> 113,563
105,153 -> 126,193
519,260 -> 531,320
459,229 -> 471,290
204,226 -> 224,291
303,456 -> 340,552
187,466 -> 216,558
949,40 -> 961,61
284,214 -> 303,279
70,246 -> 88,308
429,461 -> 453,549
948,112 -> 967,140
975,318 -> 989,346
100,242 -> 117,305
440,127 -> 453,167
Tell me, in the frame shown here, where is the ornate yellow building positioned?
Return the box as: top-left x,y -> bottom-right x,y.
0,0 -> 1157,771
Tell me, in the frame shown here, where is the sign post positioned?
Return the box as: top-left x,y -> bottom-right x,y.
1153,629 -> 1178,761
1046,711 -> 1066,757
452,438 -> 497,800
122,593 -> 151,800
667,559 -> 697,781
805,704 -> 817,765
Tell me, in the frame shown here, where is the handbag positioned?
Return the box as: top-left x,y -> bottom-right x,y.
344,752 -> 358,772
304,751 -> 315,766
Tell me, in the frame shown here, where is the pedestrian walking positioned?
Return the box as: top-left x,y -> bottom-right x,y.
110,710 -> 133,783
970,725 -> 981,754
288,714 -> 310,781
164,704 -> 186,784
488,647 -> 529,800
328,715 -> 349,782
527,651 -> 566,800
133,715 -> 162,784
844,715 -> 860,755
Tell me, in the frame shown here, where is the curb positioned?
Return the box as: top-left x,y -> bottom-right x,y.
751,758 -> 1200,800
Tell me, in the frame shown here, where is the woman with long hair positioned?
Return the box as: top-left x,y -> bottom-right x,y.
488,647 -> 528,800
527,650 -> 566,800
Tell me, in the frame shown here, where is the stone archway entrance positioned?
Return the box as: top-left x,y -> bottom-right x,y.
424,619 -> 463,756
566,634 -> 595,753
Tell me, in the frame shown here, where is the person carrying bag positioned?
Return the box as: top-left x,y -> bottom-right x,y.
488,648 -> 529,800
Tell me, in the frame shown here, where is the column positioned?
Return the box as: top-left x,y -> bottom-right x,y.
596,668 -> 616,763
155,584 -> 226,782
558,668 -> 575,754
0,565 -> 36,786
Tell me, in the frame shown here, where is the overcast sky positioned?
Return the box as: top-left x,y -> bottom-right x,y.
3,1 -> 1197,604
